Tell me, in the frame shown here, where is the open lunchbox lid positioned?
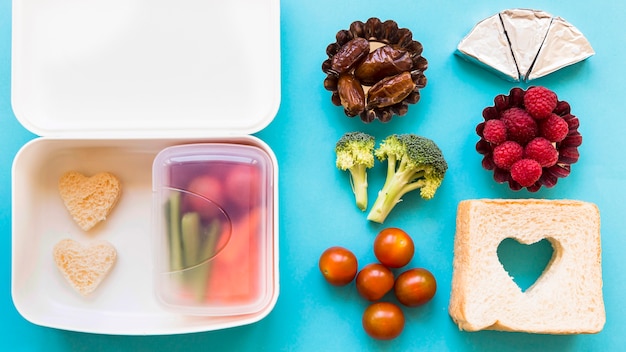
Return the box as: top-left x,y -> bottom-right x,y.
11,0 -> 281,138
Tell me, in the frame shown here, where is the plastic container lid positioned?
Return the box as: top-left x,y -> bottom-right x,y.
11,0 -> 281,138
152,143 -> 275,316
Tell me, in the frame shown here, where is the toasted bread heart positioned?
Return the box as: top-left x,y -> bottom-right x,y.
58,171 -> 121,231
53,239 -> 117,296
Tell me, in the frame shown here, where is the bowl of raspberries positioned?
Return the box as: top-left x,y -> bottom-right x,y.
476,86 -> 582,192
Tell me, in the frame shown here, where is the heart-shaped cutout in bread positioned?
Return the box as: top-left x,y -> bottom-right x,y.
58,171 -> 121,231
53,239 -> 117,296
497,237 -> 555,291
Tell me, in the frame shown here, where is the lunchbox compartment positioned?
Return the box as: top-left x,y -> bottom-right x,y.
11,137 -> 279,334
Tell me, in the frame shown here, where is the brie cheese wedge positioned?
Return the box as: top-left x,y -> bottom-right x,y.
456,9 -> 594,82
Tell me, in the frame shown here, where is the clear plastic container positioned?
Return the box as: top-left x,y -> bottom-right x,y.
152,143 -> 275,316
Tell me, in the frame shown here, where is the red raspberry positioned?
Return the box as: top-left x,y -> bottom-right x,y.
482,119 -> 507,145
524,86 -> 557,119
524,137 -> 558,167
500,108 -> 538,145
492,141 -> 523,170
539,114 -> 569,142
510,159 -> 543,187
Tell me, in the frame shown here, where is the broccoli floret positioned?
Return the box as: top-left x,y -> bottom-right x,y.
335,132 -> 376,211
367,134 -> 447,223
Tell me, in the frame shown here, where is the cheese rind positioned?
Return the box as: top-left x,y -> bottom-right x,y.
527,16 -> 595,81
500,9 -> 553,81
456,14 -> 519,82
456,9 -> 594,82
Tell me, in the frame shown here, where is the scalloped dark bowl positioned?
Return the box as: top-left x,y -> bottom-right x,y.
476,87 -> 582,192
322,18 -> 427,123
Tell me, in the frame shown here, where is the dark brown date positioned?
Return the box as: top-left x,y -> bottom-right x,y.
330,37 -> 370,75
366,72 -> 416,109
354,45 -> 412,85
337,74 -> 366,116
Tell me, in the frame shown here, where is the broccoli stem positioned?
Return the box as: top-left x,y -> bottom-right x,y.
367,158 -> 426,223
349,164 -> 369,211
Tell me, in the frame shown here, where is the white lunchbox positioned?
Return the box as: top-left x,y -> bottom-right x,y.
10,0 -> 280,335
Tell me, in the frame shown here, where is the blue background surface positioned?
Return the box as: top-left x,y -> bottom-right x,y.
2,0 -> 625,350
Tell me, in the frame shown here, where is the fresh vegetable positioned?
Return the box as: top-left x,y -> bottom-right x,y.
206,206 -> 261,302
319,225 -> 438,340
394,268 -> 437,307
166,192 -> 222,301
164,157 -> 270,306
181,212 -> 202,267
181,215 -> 221,301
335,132 -> 376,211
319,246 -> 359,286
224,164 -> 261,208
373,227 -> 414,268
362,302 -> 405,340
166,192 -> 184,271
355,263 -> 395,301
367,134 -> 447,223
185,175 -> 226,220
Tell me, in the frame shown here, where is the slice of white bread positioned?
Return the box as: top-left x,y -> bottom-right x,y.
448,199 -> 605,334
53,238 -> 117,296
58,171 -> 121,231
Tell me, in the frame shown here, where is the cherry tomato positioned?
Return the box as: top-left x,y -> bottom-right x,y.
319,247 -> 358,286
373,227 -> 415,268
394,268 -> 437,307
224,164 -> 261,208
185,175 -> 226,220
355,263 -> 395,301
362,302 -> 405,340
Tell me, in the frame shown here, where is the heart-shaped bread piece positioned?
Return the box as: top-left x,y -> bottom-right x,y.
58,171 -> 121,231
53,238 -> 117,296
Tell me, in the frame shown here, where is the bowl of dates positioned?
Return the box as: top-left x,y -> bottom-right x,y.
322,18 -> 428,123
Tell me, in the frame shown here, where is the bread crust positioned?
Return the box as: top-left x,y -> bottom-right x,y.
448,199 -> 605,334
